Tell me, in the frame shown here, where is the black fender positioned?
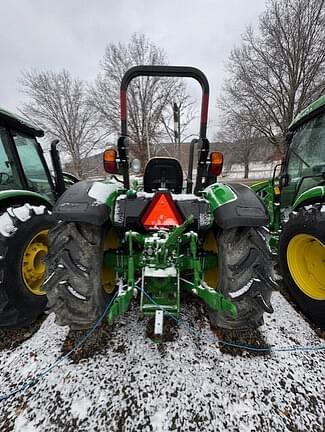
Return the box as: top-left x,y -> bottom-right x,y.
53,180 -> 120,226
214,183 -> 269,229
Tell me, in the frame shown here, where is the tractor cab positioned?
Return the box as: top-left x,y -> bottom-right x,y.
279,98 -> 325,209
254,96 -> 325,232
0,108 -> 69,205
252,95 -> 325,328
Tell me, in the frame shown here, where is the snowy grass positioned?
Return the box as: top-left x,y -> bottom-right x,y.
0,292 -> 324,432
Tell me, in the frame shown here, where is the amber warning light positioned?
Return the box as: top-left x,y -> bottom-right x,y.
103,148 -> 117,174
141,193 -> 183,230
208,151 -> 224,176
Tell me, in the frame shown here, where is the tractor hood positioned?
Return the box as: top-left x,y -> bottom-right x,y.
0,107 -> 44,137
289,95 -> 325,131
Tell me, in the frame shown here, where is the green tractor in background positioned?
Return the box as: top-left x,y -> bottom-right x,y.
0,108 -> 77,327
252,95 -> 325,329
44,66 -> 276,334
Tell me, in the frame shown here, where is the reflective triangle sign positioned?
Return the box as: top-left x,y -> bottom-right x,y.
142,192 -> 183,229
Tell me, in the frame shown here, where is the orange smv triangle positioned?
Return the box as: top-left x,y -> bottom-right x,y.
142,192 -> 183,229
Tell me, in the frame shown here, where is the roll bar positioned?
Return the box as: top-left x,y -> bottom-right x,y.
117,65 -> 210,192
120,65 -> 210,139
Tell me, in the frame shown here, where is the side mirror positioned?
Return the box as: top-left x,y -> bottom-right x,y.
130,158 -> 141,174
208,151 -> 224,176
103,148 -> 118,174
50,139 -> 66,195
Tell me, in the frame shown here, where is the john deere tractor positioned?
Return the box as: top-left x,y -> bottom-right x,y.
44,66 -> 275,333
0,108 -> 77,327
253,95 -> 325,328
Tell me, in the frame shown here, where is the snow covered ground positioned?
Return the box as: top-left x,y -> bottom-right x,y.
0,292 -> 324,432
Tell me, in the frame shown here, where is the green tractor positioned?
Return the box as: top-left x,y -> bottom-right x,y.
0,108 -> 77,327
44,66 -> 276,334
252,95 -> 325,328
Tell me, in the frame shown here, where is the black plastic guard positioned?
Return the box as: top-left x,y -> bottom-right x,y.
113,193 -> 211,231
53,180 -> 110,225
214,183 -> 269,229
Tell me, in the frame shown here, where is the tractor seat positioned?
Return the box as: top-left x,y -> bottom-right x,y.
143,157 -> 183,193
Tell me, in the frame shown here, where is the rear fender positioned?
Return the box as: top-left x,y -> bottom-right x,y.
53,180 -> 123,225
292,185 -> 325,210
203,183 -> 269,229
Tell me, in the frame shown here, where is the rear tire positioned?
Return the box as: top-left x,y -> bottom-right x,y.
209,226 -> 276,330
44,222 -> 114,329
279,204 -> 325,329
0,204 -> 54,327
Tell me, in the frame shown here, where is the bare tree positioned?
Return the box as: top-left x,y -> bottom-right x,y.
89,33 -> 194,164
160,86 -> 197,143
20,69 -> 109,177
217,111 -> 260,178
160,85 -> 197,163
221,0 -> 325,155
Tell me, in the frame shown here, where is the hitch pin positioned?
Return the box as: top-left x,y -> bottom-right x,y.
154,310 -> 164,335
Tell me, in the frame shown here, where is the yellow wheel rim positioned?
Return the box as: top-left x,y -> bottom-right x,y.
22,230 -> 49,296
287,234 -> 325,300
102,265 -> 116,294
203,230 -> 219,288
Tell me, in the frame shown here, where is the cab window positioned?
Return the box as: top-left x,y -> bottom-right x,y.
12,130 -> 55,202
0,127 -> 23,190
288,112 -> 325,180
283,112 -> 325,206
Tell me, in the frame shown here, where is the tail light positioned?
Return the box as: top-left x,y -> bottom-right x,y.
141,192 -> 183,230
103,148 -> 117,174
208,151 -> 224,176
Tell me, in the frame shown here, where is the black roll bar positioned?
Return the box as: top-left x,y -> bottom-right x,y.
120,65 -> 209,140
118,65 -> 210,191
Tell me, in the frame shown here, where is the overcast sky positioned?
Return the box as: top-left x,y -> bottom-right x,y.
1,0 -> 266,138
